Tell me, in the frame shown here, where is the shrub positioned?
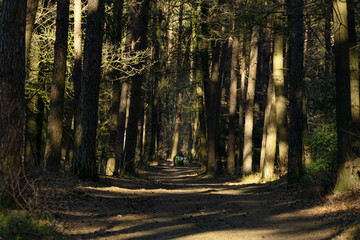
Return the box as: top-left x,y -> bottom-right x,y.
308,123 -> 338,173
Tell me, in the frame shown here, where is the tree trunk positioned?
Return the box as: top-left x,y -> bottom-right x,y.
25,0 -> 39,61
0,0 -> 26,202
207,40 -> 221,176
262,76 -> 277,180
44,0 -> 70,171
273,34 -> 288,174
116,81 -> 129,173
227,33 -> 239,176
332,0 -> 356,191
243,25 -> 259,176
106,0 -> 125,176
170,2 -> 184,161
123,0 -> 150,175
72,0 -> 82,171
287,0 -> 304,183
259,19 -> 271,172
74,0 -> 105,180
348,0 -> 359,130
238,32 -> 247,172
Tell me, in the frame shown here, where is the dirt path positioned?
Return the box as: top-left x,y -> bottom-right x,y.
48,161 -> 346,239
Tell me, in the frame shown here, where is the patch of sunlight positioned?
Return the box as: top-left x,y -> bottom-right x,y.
78,186 -> 206,195
173,229 -> 278,240
119,223 -> 195,239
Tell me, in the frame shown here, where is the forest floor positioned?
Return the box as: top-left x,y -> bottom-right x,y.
22,160 -> 360,240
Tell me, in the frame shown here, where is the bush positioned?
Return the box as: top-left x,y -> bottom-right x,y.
308,123 -> 338,173
0,211 -> 61,240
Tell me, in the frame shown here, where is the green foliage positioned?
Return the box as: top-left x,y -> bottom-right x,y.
307,123 -> 338,173
0,211 -> 61,240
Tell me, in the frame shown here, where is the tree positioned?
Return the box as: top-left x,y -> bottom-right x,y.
106,0 -> 125,176
44,0 -> 70,170
243,25 -> 259,176
170,2 -> 185,162
0,0 -> 26,202
72,0 -> 83,171
227,27 -> 239,176
74,0 -> 105,180
273,33 -> 288,174
25,0 -> 39,61
287,0 -> 304,182
123,0 -> 150,175
333,0 -> 357,191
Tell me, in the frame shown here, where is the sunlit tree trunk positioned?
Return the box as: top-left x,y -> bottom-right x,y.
259,15 -> 271,172
106,0 -> 125,175
25,0 -> 39,61
243,25 -> 259,176
123,0 -> 150,175
287,0 -> 304,183
195,2 -> 209,172
44,0 -> 70,171
238,32 -> 247,171
262,76 -> 277,180
348,0 -> 359,130
227,31 -> 239,176
0,0 -> 26,202
72,0 -> 83,171
333,0 -> 357,191
273,34 -> 288,174
170,2 -> 184,161
74,0 -> 105,180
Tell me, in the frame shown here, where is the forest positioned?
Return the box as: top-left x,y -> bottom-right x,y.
0,0 -> 360,239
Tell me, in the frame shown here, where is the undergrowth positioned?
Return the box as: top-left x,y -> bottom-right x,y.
0,211 -> 62,240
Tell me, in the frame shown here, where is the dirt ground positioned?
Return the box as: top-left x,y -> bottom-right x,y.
27,160 -> 360,240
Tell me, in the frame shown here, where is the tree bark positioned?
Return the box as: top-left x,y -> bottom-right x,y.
0,0 -> 26,202
227,33 -> 239,176
273,34 -> 288,174
170,2 -> 184,161
238,32 -> 247,172
348,0 -> 359,130
287,0 -> 304,183
72,0 -> 82,171
25,0 -> 39,61
106,0 -> 125,176
332,0 -> 356,191
123,0 -> 150,175
44,0 -> 70,171
74,0 -> 105,180
262,76 -> 277,180
243,25 -> 259,176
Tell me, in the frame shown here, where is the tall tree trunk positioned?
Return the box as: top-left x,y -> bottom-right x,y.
243,25 -> 259,176
44,0 -> 70,171
25,0 -> 39,61
333,0 -> 356,191
123,0 -> 150,175
0,0 -> 26,203
170,2 -> 184,161
273,34 -> 288,174
259,17 -> 271,172
195,2 -> 209,172
227,32 -> 239,176
116,81 -> 129,173
106,0 -> 125,176
262,76 -> 277,180
72,0 -> 83,171
74,0 -> 105,180
287,0 -> 304,183
238,32 -> 247,172
348,0 -> 359,130
207,40 -> 221,176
